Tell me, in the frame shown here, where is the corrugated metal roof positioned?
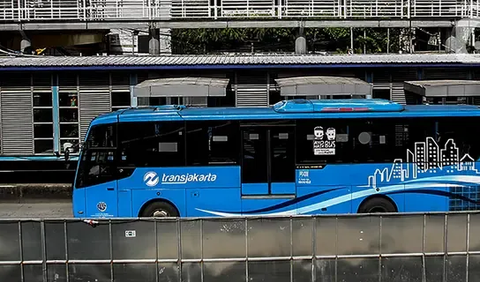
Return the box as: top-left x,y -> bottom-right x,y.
275,76 -> 373,96
405,79 -> 480,87
275,76 -> 371,86
1,53 -> 480,68
134,76 -> 229,97
404,79 -> 480,97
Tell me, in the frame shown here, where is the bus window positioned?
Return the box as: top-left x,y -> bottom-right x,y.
86,123 -> 116,148
119,121 -> 185,167
270,126 -> 295,182
437,117 -> 480,160
76,123 -> 117,188
186,120 -> 239,166
350,118 -> 396,163
296,119 -> 351,165
350,118 -> 437,164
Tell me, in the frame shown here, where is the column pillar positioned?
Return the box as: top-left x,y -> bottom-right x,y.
149,27 -> 160,55
295,27 -> 307,55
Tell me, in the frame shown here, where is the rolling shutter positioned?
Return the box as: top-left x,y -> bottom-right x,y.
79,91 -> 111,141
1,90 -> 34,155
235,72 -> 268,107
79,73 -> 111,140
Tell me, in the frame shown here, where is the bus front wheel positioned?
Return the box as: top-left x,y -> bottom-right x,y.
141,201 -> 179,218
358,197 -> 397,213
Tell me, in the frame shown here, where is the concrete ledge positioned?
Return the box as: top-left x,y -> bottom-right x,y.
0,184 -> 72,202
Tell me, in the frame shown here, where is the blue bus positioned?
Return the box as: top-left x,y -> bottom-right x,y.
72,99 -> 480,218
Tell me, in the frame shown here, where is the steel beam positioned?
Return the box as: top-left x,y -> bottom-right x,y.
0,20 -> 456,31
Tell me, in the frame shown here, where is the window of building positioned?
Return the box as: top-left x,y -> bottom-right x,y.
186,120 -> 240,166
59,90 -> 80,154
33,91 -> 54,154
111,90 -> 131,111
372,89 -> 390,100
119,121 -> 185,167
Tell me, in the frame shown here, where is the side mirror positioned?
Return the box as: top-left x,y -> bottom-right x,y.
65,148 -> 70,161
63,142 -> 73,162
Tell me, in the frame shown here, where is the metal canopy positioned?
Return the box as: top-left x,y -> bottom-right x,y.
274,76 -> 373,96
134,77 -> 230,97
404,80 -> 480,97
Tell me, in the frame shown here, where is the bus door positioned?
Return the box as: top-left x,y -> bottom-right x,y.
241,122 -> 296,198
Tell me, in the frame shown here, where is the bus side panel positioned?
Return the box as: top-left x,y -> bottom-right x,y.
347,164 -> 405,213
402,185 -> 448,212
186,187 -> 241,217
296,167 -> 353,214
72,187 -> 86,218
296,185 -> 352,215
123,166 -> 240,217
132,189 -> 187,217
117,189 -> 133,217
241,197 -> 297,216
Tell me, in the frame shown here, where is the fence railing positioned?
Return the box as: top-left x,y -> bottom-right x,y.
0,0 -> 479,21
0,212 -> 479,281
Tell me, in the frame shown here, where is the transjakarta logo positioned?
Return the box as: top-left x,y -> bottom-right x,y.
143,171 -> 217,186
144,172 -> 160,187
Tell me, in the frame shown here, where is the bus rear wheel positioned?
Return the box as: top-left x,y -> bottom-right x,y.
141,201 -> 179,218
358,197 -> 397,213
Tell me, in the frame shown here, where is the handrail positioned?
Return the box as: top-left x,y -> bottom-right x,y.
0,0 -> 478,21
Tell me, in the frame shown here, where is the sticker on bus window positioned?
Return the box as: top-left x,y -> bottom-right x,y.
313,126 -> 336,155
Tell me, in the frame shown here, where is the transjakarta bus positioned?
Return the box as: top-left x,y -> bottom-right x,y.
72,99 -> 480,218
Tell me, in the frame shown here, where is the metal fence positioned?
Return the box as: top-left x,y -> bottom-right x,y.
1,212 -> 480,282
0,0 -> 478,21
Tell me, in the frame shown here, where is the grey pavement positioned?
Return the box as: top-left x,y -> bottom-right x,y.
0,199 -> 73,218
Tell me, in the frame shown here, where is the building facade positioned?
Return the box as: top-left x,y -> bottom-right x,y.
1,54 -> 480,182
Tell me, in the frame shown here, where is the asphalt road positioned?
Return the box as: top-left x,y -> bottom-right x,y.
0,199 -> 73,218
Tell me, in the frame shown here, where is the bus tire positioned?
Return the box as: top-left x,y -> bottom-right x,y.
140,201 -> 179,218
358,197 -> 397,213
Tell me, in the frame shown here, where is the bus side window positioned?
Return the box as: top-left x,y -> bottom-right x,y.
350,118 -> 396,163
186,121 -> 239,166
392,118 -> 436,165
119,121 -> 186,167
295,119 -> 351,164
86,123 -> 116,148
437,117 -> 480,161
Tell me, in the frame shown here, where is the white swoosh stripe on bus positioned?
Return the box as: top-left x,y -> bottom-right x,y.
196,178 -> 475,217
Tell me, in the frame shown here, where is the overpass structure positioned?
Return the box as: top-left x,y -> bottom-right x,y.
0,0 -> 479,30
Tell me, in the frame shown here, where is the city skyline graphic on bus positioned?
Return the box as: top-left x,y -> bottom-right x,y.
368,137 -> 479,189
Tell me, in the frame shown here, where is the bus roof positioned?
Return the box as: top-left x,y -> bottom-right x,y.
90,99 -> 480,126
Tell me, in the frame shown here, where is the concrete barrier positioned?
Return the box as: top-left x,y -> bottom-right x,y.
0,211 -> 478,281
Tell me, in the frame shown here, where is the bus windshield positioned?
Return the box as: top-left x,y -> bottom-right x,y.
75,123 -> 117,189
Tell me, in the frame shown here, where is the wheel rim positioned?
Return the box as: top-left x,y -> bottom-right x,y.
152,210 -> 169,217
